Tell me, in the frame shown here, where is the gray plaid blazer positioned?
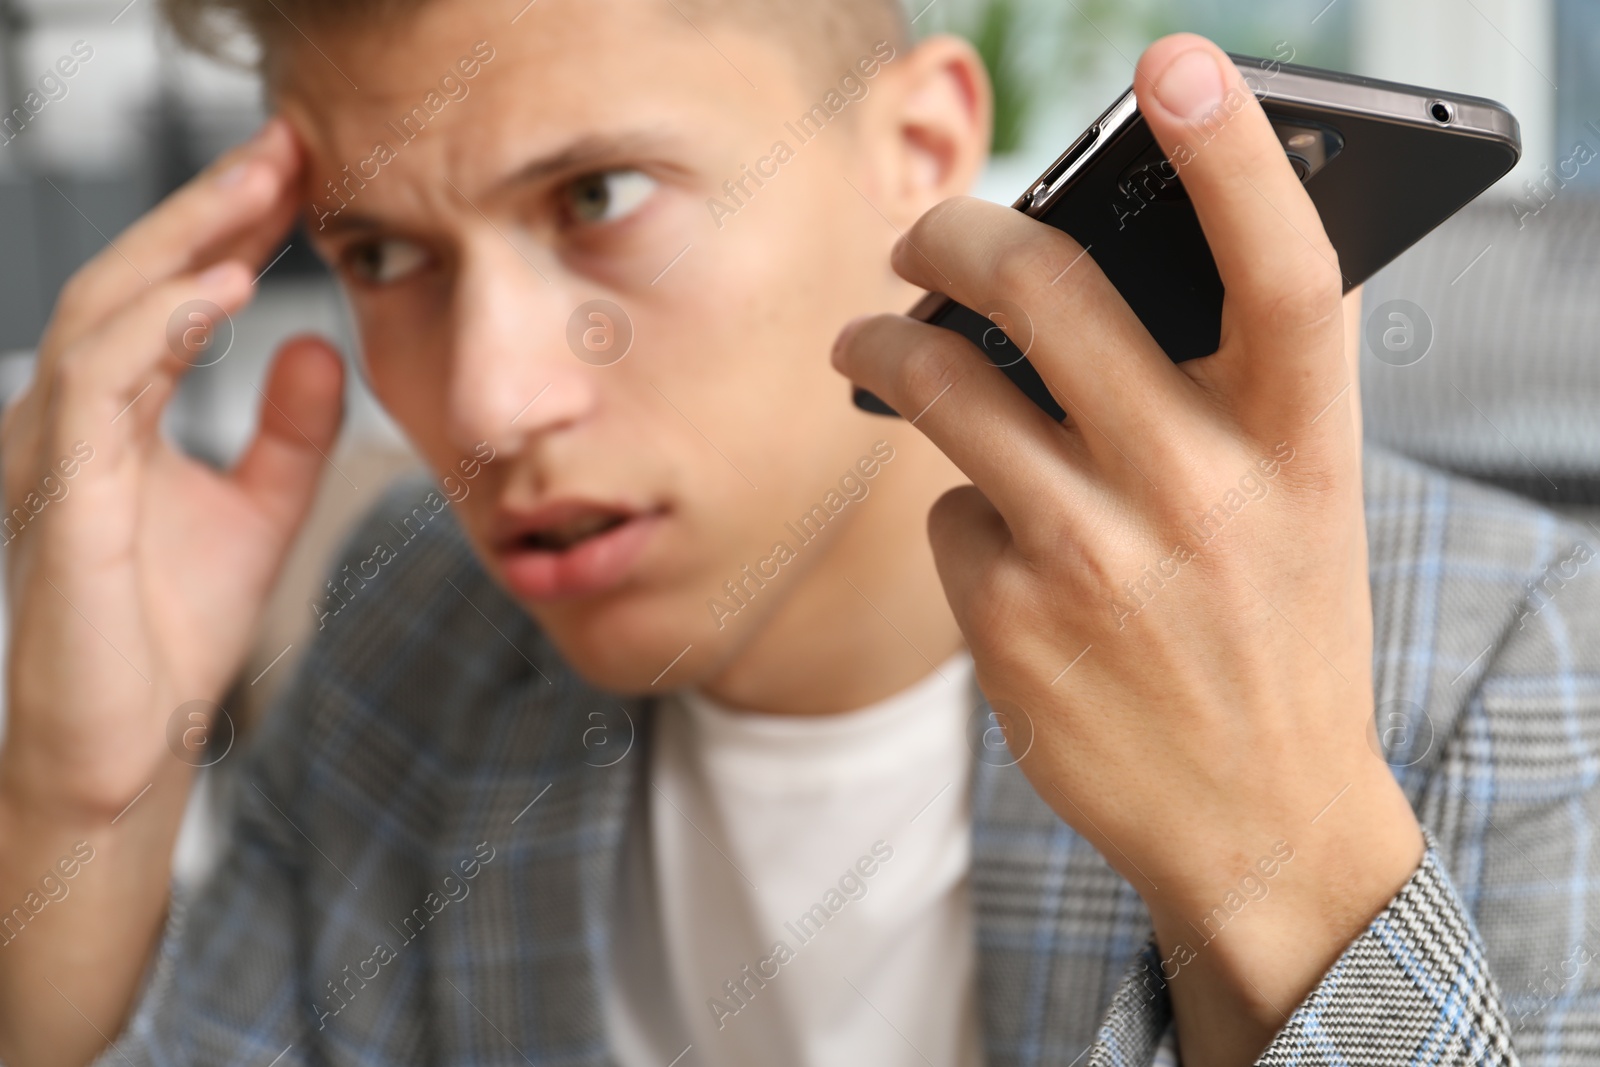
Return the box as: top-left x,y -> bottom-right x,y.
95,446 -> 1600,1066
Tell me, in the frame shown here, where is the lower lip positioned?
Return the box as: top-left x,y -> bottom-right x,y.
497,512 -> 664,601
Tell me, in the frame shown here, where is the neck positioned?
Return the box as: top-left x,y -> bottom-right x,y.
698,424 -> 968,716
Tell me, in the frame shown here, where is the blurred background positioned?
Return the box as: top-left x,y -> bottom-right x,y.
0,0 -> 1594,879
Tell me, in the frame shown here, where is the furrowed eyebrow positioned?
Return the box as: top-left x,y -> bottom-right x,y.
308,130 -> 688,238
493,131 -> 688,192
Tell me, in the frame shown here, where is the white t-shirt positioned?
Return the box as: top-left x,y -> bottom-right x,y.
607,650 -> 985,1067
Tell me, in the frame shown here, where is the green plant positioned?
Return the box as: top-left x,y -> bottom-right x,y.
970,0 -> 1029,155
949,0 -> 1353,157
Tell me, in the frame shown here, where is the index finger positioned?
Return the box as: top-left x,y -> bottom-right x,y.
49,117 -> 301,345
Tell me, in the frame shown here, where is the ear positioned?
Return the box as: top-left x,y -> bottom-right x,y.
859,33 -> 992,231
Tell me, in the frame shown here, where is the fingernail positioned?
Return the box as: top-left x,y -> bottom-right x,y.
1155,48 -> 1225,123
199,262 -> 246,288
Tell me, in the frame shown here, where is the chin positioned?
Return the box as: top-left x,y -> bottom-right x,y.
521,583 -> 745,696
462,508 -> 767,695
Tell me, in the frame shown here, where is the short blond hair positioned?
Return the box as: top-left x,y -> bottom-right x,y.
160,0 -> 910,85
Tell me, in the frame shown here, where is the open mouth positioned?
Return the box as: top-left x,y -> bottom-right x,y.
516,512 -> 632,553
495,500 -> 666,601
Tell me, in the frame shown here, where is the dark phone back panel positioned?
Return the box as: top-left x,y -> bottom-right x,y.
854,61 -> 1519,421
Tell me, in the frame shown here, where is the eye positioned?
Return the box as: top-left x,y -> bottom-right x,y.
343,237 -> 430,285
565,169 -> 658,226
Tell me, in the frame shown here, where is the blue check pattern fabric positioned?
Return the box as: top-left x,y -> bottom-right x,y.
87,446 -> 1599,1066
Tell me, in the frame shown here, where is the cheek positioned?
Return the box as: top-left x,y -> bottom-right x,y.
624,163 -> 900,557
666,186 -> 872,439
353,297 -> 457,423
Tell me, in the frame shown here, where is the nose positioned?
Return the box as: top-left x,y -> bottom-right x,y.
444,237 -> 600,456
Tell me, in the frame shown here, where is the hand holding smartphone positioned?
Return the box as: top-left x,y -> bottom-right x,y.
853,49 -> 1519,419
830,35 -> 1465,1064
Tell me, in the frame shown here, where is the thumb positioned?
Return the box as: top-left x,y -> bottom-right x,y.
231,334 -> 345,539
1132,34 -> 1345,408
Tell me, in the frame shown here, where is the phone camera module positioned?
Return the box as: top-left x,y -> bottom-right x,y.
1428,100 -> 1455,125
1270,122 -> 1343,184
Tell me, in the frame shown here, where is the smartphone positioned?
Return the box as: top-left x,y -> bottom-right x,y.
852,51 -> 1521,420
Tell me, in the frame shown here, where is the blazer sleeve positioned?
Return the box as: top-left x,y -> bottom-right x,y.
85,673 -> 318,1067
1085,833 -> 1516,1065
1086,527 -> 1600,1066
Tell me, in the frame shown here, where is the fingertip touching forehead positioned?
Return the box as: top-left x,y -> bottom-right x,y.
159,0 -> 910,86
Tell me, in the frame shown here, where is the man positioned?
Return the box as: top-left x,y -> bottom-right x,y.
0,0 -> 1594,1064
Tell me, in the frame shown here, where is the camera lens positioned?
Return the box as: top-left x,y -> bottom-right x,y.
1429,100 -> 1454,124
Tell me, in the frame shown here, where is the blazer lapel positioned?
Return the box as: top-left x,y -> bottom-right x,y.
421,561 -> 648,1066
968,680 -> 1157,1067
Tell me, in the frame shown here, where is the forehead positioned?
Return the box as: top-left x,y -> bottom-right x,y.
277,0 -> 794,202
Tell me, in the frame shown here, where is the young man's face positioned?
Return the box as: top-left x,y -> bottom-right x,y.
287,0 -> 980,694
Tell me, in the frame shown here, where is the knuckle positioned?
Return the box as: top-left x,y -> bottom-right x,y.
1066,549 -> 1127,622
894,331 -> 967,409
990,239 -> 1054,296
963,555 -> 1033,638
898,201 -> 958,275
907,195 -> 969,247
